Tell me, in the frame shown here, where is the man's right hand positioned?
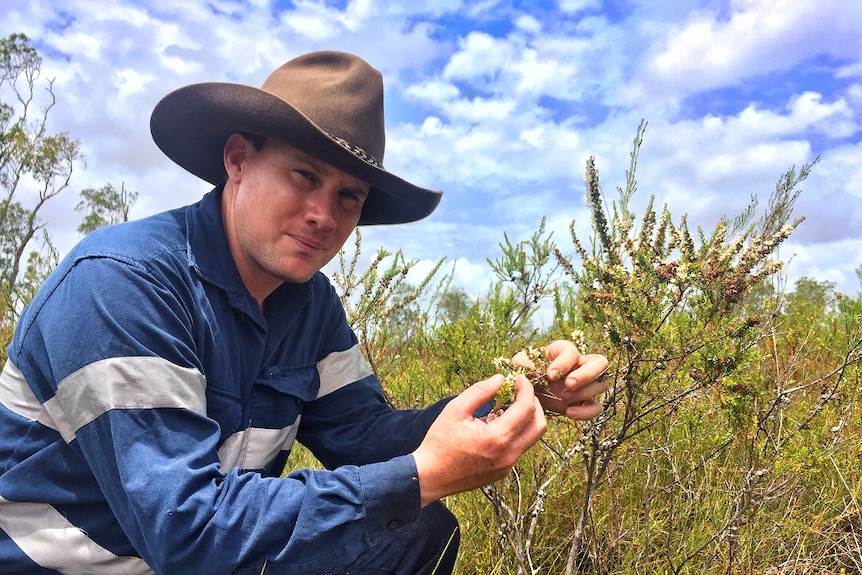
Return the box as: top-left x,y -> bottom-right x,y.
412,374 -> 547,507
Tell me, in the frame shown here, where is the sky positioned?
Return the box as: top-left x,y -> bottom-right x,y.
3,0 -> 862,303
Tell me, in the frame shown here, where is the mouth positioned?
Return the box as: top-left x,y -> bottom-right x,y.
290,234 -> 326,253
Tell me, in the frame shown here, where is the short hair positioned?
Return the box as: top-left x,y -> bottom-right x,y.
239,132 -> 267,151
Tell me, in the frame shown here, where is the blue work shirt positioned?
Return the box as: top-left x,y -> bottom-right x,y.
0,187 -> 449,574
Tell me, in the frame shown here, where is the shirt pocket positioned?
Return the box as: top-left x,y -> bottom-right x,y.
252,365 -> 319,431
217,366 -> 319,473
226,366 -> 317,472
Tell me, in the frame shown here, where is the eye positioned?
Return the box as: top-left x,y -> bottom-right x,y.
294,168 -> 317,183
342,187 -> 370,207
341,190 -> 361,203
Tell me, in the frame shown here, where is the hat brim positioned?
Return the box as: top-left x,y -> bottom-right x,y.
150,83 -> 441,225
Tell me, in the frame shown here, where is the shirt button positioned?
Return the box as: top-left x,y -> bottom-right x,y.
387,520 -> 400,530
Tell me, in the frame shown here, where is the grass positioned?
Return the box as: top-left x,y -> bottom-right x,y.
280,361 -> 860,574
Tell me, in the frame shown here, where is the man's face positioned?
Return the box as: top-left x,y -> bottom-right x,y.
222,135 -> 370,300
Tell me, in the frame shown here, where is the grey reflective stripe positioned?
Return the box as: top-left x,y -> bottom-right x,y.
0,496 -> 154,575
43,395 -> 75,443
316,344 -> 373,398
217,418 -> 300,472
57,356 -> 206,433
0,360 -> 43,421
0,360 -> 75,442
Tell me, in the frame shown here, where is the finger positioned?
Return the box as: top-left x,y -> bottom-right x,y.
563,398 -> 603,421
497,374 -> 536,419
454,375 -> 505,418
545,340 -> 581,380
558,378 -> 609,404
491,376 -> 547,444
511,350 -> 534,370
560,353 -> 609,391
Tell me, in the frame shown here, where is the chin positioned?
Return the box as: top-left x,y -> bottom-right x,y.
280,274 -> 314,285
279,268 -> 318,284
269,256 -> 320,285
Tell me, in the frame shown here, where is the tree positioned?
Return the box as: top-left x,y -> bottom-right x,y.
1,33 -> 81,359
75,182 -> 138,235
435,285 -> 471,324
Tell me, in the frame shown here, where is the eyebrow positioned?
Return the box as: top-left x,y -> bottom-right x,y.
292,149 -> 370,198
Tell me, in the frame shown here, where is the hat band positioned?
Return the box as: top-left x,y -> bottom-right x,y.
327,133 -> 382,169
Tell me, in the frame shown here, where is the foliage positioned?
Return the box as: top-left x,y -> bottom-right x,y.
561,126 -> 855,574
0,34 -> 133,364
75,182 -> 138,234
0,37 -> 857,571
413,220 -> 560,401
0,33 -> 80,361
339,123 -> 860,574
329,229 -> 445,395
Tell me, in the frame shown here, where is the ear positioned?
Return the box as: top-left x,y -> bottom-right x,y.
223,133 -> 249,183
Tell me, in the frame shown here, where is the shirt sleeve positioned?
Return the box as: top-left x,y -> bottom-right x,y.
8,254 -> 429,574
298,377 -> 451,469
295,279 -> 452,470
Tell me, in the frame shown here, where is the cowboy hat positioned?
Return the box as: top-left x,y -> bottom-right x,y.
150,51 -> 441,225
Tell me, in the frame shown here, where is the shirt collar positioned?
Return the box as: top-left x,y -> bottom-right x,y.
185,185 -> 246,295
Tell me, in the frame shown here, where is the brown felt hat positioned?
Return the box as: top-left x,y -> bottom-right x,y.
150,51 -> 441,225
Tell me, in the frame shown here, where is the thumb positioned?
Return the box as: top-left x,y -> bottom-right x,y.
452,374 -> 505,417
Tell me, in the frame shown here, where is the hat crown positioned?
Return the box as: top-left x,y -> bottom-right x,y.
261,51 -> 385,165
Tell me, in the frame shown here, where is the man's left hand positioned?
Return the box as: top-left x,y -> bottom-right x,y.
514,340 -> 609,420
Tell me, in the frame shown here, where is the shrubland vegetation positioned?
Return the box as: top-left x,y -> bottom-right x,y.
2,33 -> 859,574
330,124 -> 861,574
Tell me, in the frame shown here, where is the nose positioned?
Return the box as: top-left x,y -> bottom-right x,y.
304,190 -> 338,231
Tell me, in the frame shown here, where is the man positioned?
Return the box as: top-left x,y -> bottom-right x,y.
0,51 -> 608,574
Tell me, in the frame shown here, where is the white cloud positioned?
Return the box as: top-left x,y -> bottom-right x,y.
449,257 -> 496,298
383,0 -> 466,18
510,48 -> 567,98
633,117 -> 812,223
781,237 -> 862,294
643,0 -> 862,95
280,0 -> 374,39
462,0 -> 505,20
514,14 -> 542,34
405,81 -> 460,104
819,141 -> 862,199
443,32 -> 514,84
559,0 -> 602,15
113,68 -> 156,99
837,63 -> 862,80
440,26 -> 608,103
446,97 -> 517,123
94,2 -> 152,27
2,0 -> 860,302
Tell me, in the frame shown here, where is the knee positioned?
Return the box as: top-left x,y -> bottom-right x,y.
423,501 -> 459,539
422,502 -> 460,571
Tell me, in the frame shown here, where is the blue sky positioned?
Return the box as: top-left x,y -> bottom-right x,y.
3,0 -> 861,301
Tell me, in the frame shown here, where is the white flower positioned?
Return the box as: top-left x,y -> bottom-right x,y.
570,329 -> 587,349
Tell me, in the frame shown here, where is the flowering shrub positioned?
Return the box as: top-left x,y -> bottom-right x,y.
334,124 -> 861,574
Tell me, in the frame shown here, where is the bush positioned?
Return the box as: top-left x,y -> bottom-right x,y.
334,123 -> 862,574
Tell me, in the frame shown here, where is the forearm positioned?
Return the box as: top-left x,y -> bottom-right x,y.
79,408 -> 422,573
299,379 -> 453,468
